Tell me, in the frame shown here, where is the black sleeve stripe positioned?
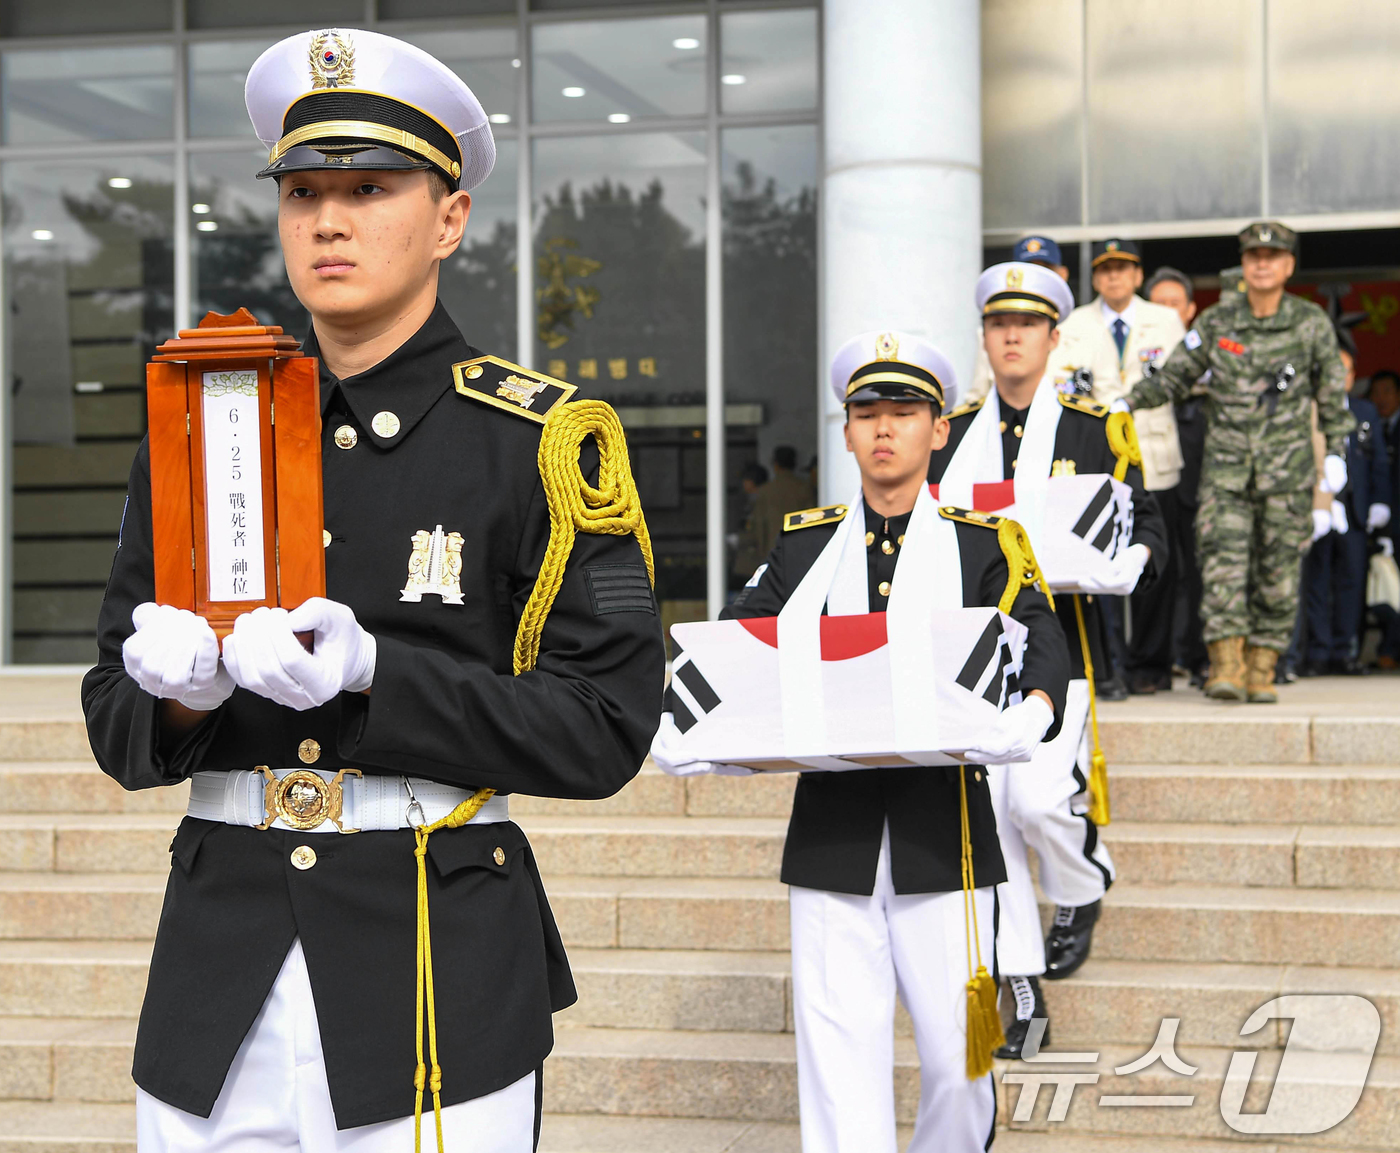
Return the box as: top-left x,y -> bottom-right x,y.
585,564 -> 655,615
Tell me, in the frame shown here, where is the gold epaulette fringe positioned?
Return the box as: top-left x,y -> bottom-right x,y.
412,398 -> 653,1153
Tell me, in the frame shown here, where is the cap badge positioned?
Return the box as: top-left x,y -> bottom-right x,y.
1025,239 -> 1042,253
1107,239 -> 1119,251
1005,268 -> 1024,290
308,30 -> 355,89
1259,227 -> 1272,242
874,333 -> 899,362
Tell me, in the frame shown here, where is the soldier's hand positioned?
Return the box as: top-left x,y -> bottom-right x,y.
123,602 -> 234,712
1330,500 -> 1350,536
1367,504 -> 1391,533
1312,509 -> 1332,542
1321,454 -> 1348,495
223,600 -> 375,712
962,695 -> 1054,766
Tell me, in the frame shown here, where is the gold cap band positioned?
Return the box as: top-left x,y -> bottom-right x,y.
271,119 -> 463,181
845,368 -> 944,403
982,297 -> 1060,322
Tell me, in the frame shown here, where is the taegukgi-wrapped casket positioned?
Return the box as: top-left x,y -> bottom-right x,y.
656,607 -> 1027,774
928,475 -> 1134,594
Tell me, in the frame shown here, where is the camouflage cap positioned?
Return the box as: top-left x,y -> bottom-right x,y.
1238,220 -> 1297,255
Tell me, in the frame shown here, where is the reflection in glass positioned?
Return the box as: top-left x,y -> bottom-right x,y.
397,27 -> 519,130
380,0 -> 515,16
981,0 -> 1082,229
2,158 -> 174,663
1,0 -> 170,37
2,46 -> 174,144
186,0 -> 361,31
1268,1 -> 1400,214
1086,0 -> 1262,224
441,139 -> 518,357
532,16 -> 706,123
533,132 -> 707,623
189,40 -> 277,139
719,9 -> 819,115
722,125 -> 818,592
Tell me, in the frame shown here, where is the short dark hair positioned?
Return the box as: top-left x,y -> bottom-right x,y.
1371,369 -> 1400,393
741,462 -> 769,487
1145,266 -> 1193,299
772,445 -> 798,471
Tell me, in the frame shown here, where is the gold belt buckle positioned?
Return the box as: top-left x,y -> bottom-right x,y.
254,766 -> 363,833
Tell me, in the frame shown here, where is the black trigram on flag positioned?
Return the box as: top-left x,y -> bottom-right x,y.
1070,479 -> 1119,555
666,641 -> 723,734
955,617 -> 1020,708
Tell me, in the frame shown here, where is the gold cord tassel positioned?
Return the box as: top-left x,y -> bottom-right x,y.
960,766 -> 1005,1078
1072,594 -> 1111,827
1105,410 -> 1142,483
412,399 -> 653,1153
996,518 -> 1054,615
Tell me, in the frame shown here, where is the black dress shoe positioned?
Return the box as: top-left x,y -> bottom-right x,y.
1189,667 -> 1207,690
1044,900 -> 1101,980
1096,676 -> 1129,702
1331,658 -> 1370,676
1126,671 -> 1158,695
995,974 -> 1049,1059
1296,659 -> 1327,678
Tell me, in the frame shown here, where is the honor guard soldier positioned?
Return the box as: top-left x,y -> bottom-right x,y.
967,235 -> 1073,404
712,333 -> 1070,1152
1125,221 -> 1354,701
929,263 -> 1168,1054
81,29 -> 664,1152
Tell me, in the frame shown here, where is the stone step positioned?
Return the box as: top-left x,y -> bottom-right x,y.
0,1018 -> 135,1103
0,1101 -> 134,1152
0,876 -> 163,941
1103,822 -> 1400,889
0,817 -> 177,874
0,766 -> 186,817
1112,765 -> 1400,827
519,816 -> 786,879
1091,883 -> 1400,968
0,943 -> 151,1019
0,725 -> 92,766
1098,712 -> 1397,766
543,1027 -> 1400,1146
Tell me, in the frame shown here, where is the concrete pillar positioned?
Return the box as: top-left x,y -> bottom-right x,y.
820,0 -> 982,503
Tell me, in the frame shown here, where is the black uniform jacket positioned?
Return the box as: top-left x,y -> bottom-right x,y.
720,501 -> 1070,898
928,390 -> 1168,681
80,303 -> 666,1127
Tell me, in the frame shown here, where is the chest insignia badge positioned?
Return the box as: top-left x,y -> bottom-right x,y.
400,524 -> 465,605
1051,458 -> 1077,476
1218,337 -> 1246,356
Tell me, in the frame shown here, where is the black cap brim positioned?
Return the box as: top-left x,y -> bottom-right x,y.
257,143 -> 432,180
846,382 -> 942,409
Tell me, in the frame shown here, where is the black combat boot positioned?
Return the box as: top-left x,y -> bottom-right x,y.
995,974 -> 1049,1059
1044,899 -> 1101,980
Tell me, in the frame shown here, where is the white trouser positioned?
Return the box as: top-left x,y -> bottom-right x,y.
789,825 -> 997,1153
989,678 -> 1115,977
136,939 -> 536,1153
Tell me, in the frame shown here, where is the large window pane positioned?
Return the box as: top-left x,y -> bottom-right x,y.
3,158 -> 174,664
186,0 -> 362,31
1086,0 -> 1262,224
397,27 -> 519,128
441,138 -> 518,358
2,46 -> 174,145
1,0 -> 170,37
189,40 -> 277,139
381,0 -> 514,16
719,9 -> 818,115
533,132 -> 707,626
1268,0 -> 1400,215
532,16 -> 707,123
189,151 -> 306,334
723,125 -> 818,594
982,0 -> 1082,229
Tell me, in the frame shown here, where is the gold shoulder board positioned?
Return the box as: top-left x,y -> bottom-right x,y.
784,504 -> 848,532
945,397 -> 986,420
452,356 -> 578,424
938,505 -> 1004,528
1057,392 -> 1109,418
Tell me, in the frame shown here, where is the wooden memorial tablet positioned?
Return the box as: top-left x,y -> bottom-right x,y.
146,308 -> 324,639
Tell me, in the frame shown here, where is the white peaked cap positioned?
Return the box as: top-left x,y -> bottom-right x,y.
245,28 -> 495,192
829,330 -> 958,412
976,262 -> 1074,326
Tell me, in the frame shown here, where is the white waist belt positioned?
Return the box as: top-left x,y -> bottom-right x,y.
188,768 -> 508,834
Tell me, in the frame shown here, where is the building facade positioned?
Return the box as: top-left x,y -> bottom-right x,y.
0,0 -> 1396,663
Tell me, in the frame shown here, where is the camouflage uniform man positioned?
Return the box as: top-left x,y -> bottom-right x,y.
1125,222 -> 1354,702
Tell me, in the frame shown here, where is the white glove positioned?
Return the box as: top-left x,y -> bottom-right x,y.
1368,504 -> 1391,532
1382,537 -> 1396,559
222,598 -> 375,712
123,602 -> 234,712
1108,398 -> 1131,414
1110,542 -> 1151,592
1321,454 -> 1348,495
650,713 -> 755,777
960,695 -> 1054,766
1330,499 -> 1350,535
1312,509 -> 1333,541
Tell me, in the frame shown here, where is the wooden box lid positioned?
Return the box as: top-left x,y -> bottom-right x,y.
153,307 -> 305,363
